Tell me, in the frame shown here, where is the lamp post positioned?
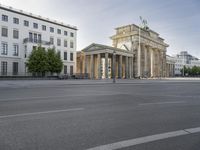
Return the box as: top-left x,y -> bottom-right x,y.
182,56 -> 185,77
138,24 -> 141,78
162,51 -> 164,77
113,50 -> 116,83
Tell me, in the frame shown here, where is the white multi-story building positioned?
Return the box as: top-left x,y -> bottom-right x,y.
0,4 -> 77,76
173,51 -> 200,75
166,55 -> 175,77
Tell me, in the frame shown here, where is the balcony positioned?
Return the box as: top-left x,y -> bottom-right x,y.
23,38 -> 52,45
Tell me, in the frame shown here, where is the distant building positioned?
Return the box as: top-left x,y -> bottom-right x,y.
0,4 -> 77,76
166,55 -> 175,77
173,51 -> 200,75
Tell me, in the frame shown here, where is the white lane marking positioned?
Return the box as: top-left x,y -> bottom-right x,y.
0,108 -> 84,119
139,101 -> 186,106
185,127 -> 200,134
0,93 -> 121,101
87,126 -> 200,150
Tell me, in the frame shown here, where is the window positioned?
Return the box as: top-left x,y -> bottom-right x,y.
70,41 -> 74,48
38,34 -> 41,43
29,32 -> 33,42
13,44 -> 19,56
2,15 -> 8,22
24,45 -> 27,58
34,33 -> 37,42
1,27 -> 8,37
24,20 -> 29,27
70,66 -> 73,75
70,32 -> 74,37
1,61 -> 7,75
70,53 -> 73,61
64,65 -> 67,74
42,25 -> 46,31
13,18 -> 19,24
13,30 -> 19,39
64,31 -> 68,36
64,52 -> 67,60
1,42 -> 8,55
64,40 -> 68,47
13,62 -> 18,75
50,37 -> 54,45
50,27 -> 54,33
33,23 -> 38,29
57,38 -> 61,46
57,29 -> 61,34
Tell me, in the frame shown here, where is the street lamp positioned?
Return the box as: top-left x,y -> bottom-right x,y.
112,50 -> 116,83
182,55 -> 185,77
138,16 -> 148,78
162,51 -> 164,77
138,20 -> 141,78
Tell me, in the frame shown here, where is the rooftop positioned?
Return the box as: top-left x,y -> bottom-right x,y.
115,24 -> 159,36
0,3 -> 77,30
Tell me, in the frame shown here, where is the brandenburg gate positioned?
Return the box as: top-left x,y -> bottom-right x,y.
77,24 -> 169,79
111,24 -> 169,78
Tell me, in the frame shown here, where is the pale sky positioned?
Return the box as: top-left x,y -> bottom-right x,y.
1,0 -> 200,57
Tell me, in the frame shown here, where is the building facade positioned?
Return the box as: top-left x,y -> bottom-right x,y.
111,24 -> 169,78
166,55 -> 175,77
0,4 -> 77,76
77,24 -> 169,79
77,43 -> 134,79
173,51 -> 200,75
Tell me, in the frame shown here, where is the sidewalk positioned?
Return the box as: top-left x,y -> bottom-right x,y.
1,78 -> 200,89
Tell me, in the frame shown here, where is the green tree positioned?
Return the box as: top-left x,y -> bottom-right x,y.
26,46 -> 49,76
47,48 -> 63,75
187,67 -> 192,76
197,67 -> 200,76
192,66 -> 198,76
180,66 -> 187,76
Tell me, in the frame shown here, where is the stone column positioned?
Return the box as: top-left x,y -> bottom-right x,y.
160,51 -> 162,76
156,49 -> 160,77
105,52 -> 109,79
150,48 -> 154,77
144,45 -> 148,77
160,50 -> 166,77
90,54 -> 94,79
131,57 -> 134,78
112,52 -> 116,79
118,55 -> 122,78
163,51 -> 167,77
97,53 -> 101,79
129,57 -> 132,78
84,54 -> 88,76
158,50 -> 161,77
137,43 -> 141,77
153,49 -> 157,77
125,56 -> 129,78
145,46 -> 150,77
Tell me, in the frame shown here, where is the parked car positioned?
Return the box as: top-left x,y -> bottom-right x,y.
58,74 -> 69,80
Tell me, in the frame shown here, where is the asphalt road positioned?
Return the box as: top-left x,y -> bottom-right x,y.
0,79 -> 200,150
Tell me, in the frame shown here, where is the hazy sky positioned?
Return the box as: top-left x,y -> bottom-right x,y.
1,0 -> 200,57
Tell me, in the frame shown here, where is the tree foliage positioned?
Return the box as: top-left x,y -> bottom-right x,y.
26,46 -> 63,76
47,48 -> 63,74
180,66 -> 200,76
